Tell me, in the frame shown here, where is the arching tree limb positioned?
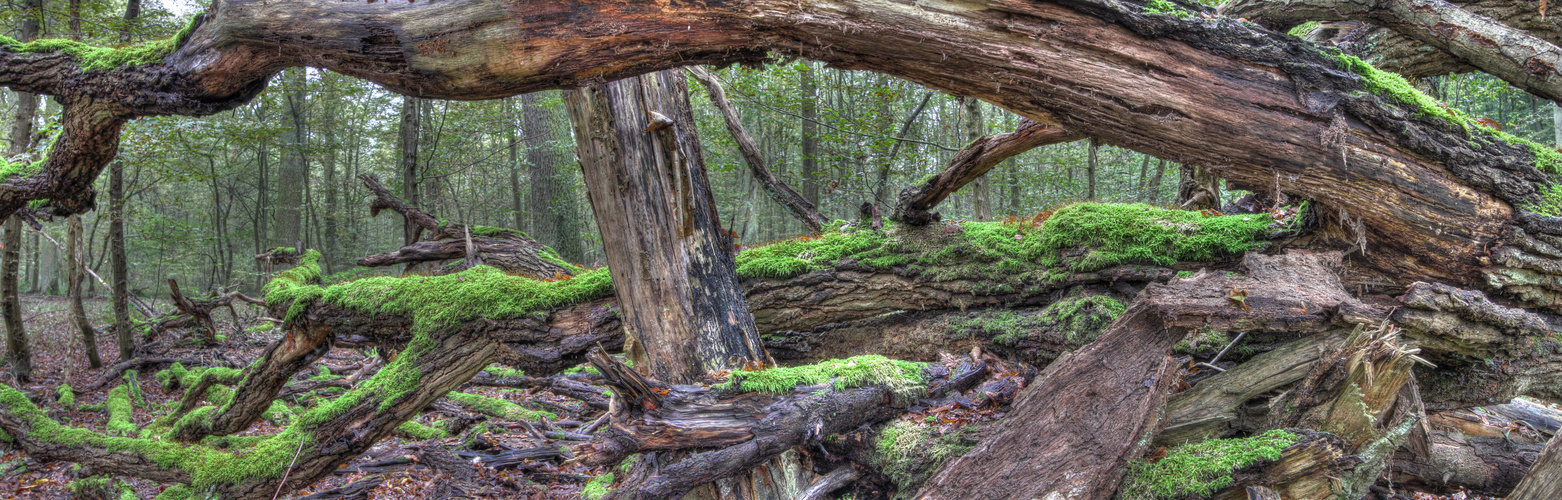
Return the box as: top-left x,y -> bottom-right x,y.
687,66 -> 828,233
891,120 -> 1079,225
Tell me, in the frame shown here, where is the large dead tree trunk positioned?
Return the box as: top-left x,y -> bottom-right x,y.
565,71 -> 770,383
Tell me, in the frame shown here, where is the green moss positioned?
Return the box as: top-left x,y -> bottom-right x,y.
0,15 -> 199,70
1144,0 -> 1194,19
1288,21 -> 1321,38
1118,429 -> 1301,500
1329,53 -> 1464,129
154,484 -> 194,500
582,472 -> 615,500
296,263 -> 612,334
262,250 -> 326,322
872,421 -> 980,497
720,355 -> 926,398
106,384 -> 137,437
396,420 -> 450,440
56,384 -> 75,409
0,156 -> 45,182
447,392 -> 558,421
950,295 -> 1125,347
482,365 -> 527,379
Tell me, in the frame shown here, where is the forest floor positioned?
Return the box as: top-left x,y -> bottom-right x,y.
0,295 -> 613,499
0,294 -> 1542,499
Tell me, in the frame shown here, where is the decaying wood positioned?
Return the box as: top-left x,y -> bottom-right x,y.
356,175 -> 575,278
892,120 -> 1079,225
565,70 -> 769,383
686,66 -> 827,234
159,278 -> 263,344
1389,401 -> 1556,496
1509,432 -> 1562,500
1393,280 -> 1562,408
574,350 -> 962,499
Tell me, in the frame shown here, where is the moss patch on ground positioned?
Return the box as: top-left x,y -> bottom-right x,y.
950,293 -> 1127,347
582,472 -> 615,499
1118,429 -> 1301,500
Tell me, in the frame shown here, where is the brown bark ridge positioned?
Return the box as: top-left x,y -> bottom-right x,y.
1509,431 -> 1562,500
566,70 -> 769,383
1229,0 -> 1562,103
356,174 -> 576,278
3,0 -> 1556,292
686,66 -> 827,233
917,250 -> 1391,499
892,119 -> 1079,226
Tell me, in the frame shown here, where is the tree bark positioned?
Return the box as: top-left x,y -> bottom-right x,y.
3,0 -> 40,381
273,68 -> 308,248
800,62 -> 821,207
565,71 -> 770,383
522,92 -> 562,249
398,95 -> 422,246
1509,432 -> 1562,500
67,214 -> 101,368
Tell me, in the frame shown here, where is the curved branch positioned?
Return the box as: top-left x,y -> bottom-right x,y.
891,120 -> 1080,225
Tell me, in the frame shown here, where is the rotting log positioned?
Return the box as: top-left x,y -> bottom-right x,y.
1389,402 -> 1556,496
1509,431 -> 1562,500
892,120 -> 1080,225
573,350 -> 963,499
917,250 -> 1374,498
356,174 -> 575,278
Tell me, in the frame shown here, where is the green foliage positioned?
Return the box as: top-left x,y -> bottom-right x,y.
872,421 -> 980,497
1118,429 -> 1301,500
482,365 -> 527,379
720,355 -> 926,398
582,472 -> 615,500
1143,0 -> 1194,19
446,392 -> 558,421
0,15 -> 199,70
0,156 -> 44,182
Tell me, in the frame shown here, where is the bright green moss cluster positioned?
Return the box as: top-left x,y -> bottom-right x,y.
262,250 -> 325,321
582,472 -> 615,500
1118,429 -> 1301,500
1039,203 -> 1271,271
56,384 -> 75,409
317,265 -> 611,333
396,420 -> 450,440
1329,53 -> 1465,128
483,365 -> 527,379
1143,0 -> 1194,19
873,420 -> 980,497
0,15 -> 199,70
1288,21 -> 1321,38
735,204 -> 1270,286
720,355 -> 927,396
0,156 -> 44,182
446,392 -> 558,421
958,294 -> 1126,346
470,225 -> 524,238
105,384 -> 137,437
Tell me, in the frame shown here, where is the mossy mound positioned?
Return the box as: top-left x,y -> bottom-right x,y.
736,203 -> 1274,289
948,293 -> 1127,348
720,355 -> 927,397
871,420 -> 982,498
1117,429 -> 1301,500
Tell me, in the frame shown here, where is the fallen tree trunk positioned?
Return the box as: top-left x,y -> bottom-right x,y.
892,120 -> 1080,225
355,175 -> 577,278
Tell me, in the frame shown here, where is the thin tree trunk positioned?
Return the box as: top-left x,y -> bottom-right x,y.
872,93 -> 934,209
110,0 -> 142,361
1086,137 -> 1099,201
960,97 -> 991,220
508,99 -> 524,233
399,95 -> 422,246
800,62 -> 820,206
273,68 -> 307,248
564,70 -> 771,384
67,215 -> 100,368
522,92 -> 560,248
3,0 -> 41,379
1148,159 -> 1167,204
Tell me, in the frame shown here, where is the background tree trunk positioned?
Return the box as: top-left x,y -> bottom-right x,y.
3,0 -> 41,381
801,62 -> 821,207
67,215 -> 100,368
961,96 -> 991,219
273,68 -> 307,249
398,95 -> 421,246
110,0 -> 142,361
